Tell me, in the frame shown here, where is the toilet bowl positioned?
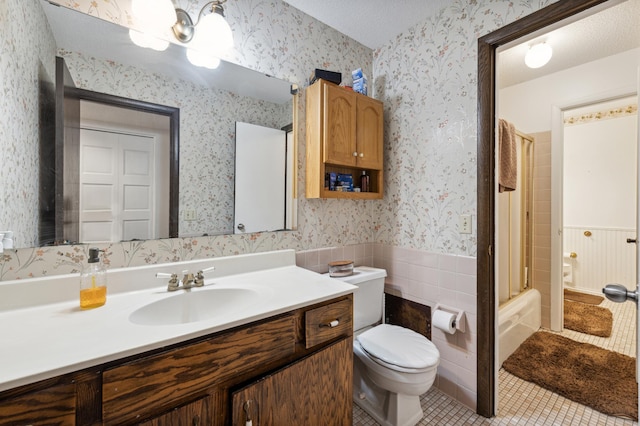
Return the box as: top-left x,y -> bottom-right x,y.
327,267 -> 440,426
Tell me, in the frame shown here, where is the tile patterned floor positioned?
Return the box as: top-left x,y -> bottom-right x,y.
353,297 -> 638,425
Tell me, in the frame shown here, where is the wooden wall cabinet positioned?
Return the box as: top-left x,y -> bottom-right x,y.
306,79 -> 384,199
0,295 -> 353,426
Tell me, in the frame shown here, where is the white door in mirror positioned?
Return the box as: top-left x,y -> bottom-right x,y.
234,122 -> 287,234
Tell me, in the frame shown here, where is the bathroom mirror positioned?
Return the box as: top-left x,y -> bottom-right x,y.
1,0 -> 296,249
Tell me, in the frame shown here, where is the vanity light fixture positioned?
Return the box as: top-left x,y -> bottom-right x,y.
524,42 -> 553,69
172,0 -> 234,69
129,0 -> 176,51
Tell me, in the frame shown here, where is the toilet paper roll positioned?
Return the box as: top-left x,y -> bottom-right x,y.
433,310 -> 456,334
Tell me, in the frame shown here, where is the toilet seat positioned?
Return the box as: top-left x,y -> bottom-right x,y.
356,324 -> 439,372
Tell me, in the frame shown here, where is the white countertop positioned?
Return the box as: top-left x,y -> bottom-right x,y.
0,250 -> 356,392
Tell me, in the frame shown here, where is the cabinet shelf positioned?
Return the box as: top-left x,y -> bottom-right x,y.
306,79 -> 384,199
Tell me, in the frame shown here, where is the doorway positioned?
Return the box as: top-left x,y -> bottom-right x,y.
476,0 -> 638,417
560,97 -> 638,300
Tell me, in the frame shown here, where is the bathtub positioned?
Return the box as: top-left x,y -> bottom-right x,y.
498,289 -> 541,366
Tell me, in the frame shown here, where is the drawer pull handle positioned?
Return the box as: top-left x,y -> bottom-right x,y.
321,319 -> 340,328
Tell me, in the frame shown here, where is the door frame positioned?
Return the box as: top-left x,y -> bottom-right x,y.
549,90 -> 638,331
476,0 -> 610,417
65,87 -> 180,238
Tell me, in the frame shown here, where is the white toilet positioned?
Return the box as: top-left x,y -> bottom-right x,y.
329,266 -> 440,426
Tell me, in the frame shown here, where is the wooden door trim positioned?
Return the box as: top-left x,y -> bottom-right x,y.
476,0 -> 610,417
65,86 -> 180,238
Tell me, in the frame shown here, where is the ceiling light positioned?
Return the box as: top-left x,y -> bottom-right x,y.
172,1 -> 234,68
129,0 -> 176,51
524,42 -> 553,69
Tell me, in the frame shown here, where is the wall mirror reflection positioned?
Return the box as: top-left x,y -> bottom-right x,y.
2,0 -> 297,249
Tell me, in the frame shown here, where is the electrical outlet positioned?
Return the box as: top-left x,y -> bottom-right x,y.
459,214 -> 472,234
184,210 -> 197,221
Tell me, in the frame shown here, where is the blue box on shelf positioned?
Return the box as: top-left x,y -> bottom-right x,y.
337,173 -> 354,192
326,172 -> 337,190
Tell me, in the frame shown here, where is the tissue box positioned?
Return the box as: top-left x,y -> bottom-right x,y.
352,68 -> 367,95
353,77 -> 367,95
310,69 -> 342,85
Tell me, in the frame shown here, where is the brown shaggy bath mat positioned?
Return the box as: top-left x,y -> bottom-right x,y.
503,331 -> 637,420
564,288 -> 604,305
564,299 -> 612,337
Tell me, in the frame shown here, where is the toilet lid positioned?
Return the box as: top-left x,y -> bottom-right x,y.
356,324 -> 439,370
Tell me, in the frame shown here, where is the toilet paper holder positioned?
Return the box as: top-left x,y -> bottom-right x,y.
433,304 -> 466,333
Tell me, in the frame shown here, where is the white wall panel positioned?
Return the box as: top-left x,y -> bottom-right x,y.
563,226 -> 636,292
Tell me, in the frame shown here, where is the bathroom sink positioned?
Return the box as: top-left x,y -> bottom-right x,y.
129,286 -> 264,326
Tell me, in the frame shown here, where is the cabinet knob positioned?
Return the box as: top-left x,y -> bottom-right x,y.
320,319 -> 340,328
359,153 -> 364,158
353,151 -> 358,157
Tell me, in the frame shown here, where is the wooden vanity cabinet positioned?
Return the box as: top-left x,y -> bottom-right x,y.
0,379 -> 77,425
137,395 -> 213,426
231,338 -> 352,426
306,78 -> 384,199
0,295 -> 353,426
0,369 -> 102,426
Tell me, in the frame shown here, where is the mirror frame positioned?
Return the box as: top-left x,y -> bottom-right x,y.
65,86 -> 180,239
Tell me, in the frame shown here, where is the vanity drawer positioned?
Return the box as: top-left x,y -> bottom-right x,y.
305,297 -> 352,349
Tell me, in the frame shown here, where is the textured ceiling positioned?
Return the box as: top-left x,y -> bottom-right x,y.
498,0 -> 640,88
281,0 -> 452,50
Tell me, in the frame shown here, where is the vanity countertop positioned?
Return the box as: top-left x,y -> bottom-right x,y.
0,250 -> 355,393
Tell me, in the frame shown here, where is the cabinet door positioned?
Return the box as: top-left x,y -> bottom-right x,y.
231,338 -> 352,426
323,83 -> 357,166
356,95 -> 384,170
0,382 -> 76,425
138,396 -> 213,426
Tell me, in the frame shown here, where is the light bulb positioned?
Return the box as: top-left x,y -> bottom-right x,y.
186,48 -> 221,69
129,0 -> 175,51
191,8 -> 233,57
524,43 -> 552,69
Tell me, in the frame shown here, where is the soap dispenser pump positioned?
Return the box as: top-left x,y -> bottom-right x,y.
80,247 -> 107,309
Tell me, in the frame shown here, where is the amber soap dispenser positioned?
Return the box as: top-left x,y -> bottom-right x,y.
80,247 -> 107,309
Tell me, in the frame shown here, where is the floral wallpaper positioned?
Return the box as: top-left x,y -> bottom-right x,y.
0,0 -> 560,281
0,0 -> 56,248
372,0 -> 557,257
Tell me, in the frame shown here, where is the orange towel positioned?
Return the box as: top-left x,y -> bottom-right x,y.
498,119 -> 517,192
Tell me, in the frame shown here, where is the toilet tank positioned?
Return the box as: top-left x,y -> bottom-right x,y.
327,266 -> 387,332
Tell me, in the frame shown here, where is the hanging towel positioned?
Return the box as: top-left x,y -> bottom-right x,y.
498,118 -> 517,192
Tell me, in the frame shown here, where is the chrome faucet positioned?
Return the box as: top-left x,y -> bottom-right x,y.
182,272 -> 195,288
156,266 -> 216,292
